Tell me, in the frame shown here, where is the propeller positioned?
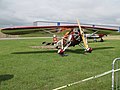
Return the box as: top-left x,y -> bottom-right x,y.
77,19 -> 92,53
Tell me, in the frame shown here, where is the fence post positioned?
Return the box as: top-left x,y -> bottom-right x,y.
118,27 -> 120,32
112,58 -> 120,90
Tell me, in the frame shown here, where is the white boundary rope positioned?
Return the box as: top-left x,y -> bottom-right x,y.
53,69 -> 120,90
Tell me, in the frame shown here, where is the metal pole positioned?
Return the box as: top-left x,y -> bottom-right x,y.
112,58 -> 120,90
118,27 -> 120,32
116,61 -> 118,90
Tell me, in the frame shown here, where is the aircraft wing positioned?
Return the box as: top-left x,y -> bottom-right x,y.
1,25 -> 77,35
1,24 -> 118,35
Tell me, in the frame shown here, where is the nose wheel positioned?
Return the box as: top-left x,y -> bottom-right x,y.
85,47 -> 93,53
58,49 -> 68,56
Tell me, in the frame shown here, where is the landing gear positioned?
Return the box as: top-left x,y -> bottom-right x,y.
58,49 -> 68,56
100,38 -> 104,42
58,49 -> 64,54
85,47 -> 93,53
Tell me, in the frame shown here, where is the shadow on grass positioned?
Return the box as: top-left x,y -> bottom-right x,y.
11,47 -> 114,55
92,46 -> 114,51
11,48 -> 85,54
66,49 -> 85,54
0,74 -> 14,85
11,50 -> 57,54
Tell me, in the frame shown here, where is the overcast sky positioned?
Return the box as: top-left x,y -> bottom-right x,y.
0,0 -> 120,27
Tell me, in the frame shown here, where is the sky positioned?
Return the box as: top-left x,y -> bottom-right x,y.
0,0 -> 120,27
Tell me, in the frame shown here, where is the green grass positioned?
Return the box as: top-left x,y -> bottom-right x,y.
0,38 -> 120,90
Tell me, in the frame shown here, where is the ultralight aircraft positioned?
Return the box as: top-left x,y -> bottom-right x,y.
1,20 -> 118,56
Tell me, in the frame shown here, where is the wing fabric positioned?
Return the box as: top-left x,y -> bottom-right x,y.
1,25 -> 117,35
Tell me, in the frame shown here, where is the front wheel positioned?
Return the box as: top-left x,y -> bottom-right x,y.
58,49 -> 64,54
85,48 -> 93,53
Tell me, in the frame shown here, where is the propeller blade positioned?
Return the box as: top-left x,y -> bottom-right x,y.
77,19 -> 88,49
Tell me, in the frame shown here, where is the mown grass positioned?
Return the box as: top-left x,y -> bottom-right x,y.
0,38 -> 120,90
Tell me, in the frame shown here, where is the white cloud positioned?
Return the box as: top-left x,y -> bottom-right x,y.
0,0 -> 120,27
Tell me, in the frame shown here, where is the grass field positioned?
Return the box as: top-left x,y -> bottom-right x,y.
0,37 -> 120,90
